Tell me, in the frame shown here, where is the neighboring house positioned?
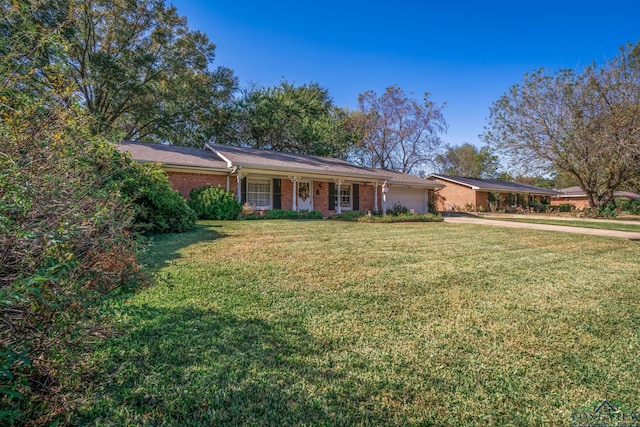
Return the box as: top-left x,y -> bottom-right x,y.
119,141 -> 441,217
551,186 -> 640,209
427,174 -> 560,212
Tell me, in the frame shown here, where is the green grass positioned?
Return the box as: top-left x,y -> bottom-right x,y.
483,216 -> 640,232
72,221 -> 640,425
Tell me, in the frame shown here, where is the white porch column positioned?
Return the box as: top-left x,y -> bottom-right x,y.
226,174 -> 230,191
236,172 -> 244,203
381,181 -> 389,214
289,176 -> 299,211
336,179 -> 343,214
373,182 -> 379,212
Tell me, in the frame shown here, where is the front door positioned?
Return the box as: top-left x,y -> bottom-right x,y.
298,181 -> 313,211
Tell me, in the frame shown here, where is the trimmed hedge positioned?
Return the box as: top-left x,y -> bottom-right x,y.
242,209 -> 323,220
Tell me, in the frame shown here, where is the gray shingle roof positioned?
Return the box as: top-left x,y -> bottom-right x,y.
207,143 -> 440,187
118,141 -> 441,188
558,186 -> 640,199
119,141 -> 229,170
207,143 -> 384,180
428,174 -> 560,195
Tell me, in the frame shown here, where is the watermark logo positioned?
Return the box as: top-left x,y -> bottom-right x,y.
571,400 -> 640,427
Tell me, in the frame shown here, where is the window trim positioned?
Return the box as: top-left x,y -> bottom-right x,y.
338,184 -> 353,210
246,178 -> 272,210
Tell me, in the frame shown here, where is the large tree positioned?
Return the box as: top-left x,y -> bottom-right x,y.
350,85 -> 447,175
483,42 -> 640,210
61,0 -> 237,146
435,143 -> 499,178
233,81 -> 359,157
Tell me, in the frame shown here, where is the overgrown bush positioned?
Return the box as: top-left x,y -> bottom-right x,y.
1,134 -> 150,423
0,14 -> 164,422
188,186 -> 242,220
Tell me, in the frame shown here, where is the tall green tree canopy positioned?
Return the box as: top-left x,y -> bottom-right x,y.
435,143 -> 499,178
350,85 -> 447,175
483,42 -> 640,210
233,81 -> 359,157
56,0 -> 237,146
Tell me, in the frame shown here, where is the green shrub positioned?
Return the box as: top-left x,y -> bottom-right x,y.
387,202 -> 409,216
242,209 -> 323,220
558,203 -> 576,212
617,198 -> 640,214
93,145 -> 196,234
328,211 -> 366,221
128,165 -> 197,233
188,186 -> 242,220
330,211 -> 443,223
1,137 -> 149,423
598,204 -> 619,218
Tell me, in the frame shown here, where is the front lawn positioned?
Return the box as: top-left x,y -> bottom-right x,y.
74,221 -> 640,425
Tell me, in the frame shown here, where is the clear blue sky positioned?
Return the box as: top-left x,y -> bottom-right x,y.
169,0 -> 638,148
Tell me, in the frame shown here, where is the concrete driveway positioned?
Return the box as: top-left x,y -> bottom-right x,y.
443,216 -> 640,240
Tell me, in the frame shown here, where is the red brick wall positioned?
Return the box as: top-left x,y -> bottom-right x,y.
434,180 -> 476,211
359,184 -> 377,213
165,172 -> 384,217
314,181 -> 330,216
281,179 -> 293,210
550,197 -> 590,209
167,171 -> 230,198
473,191 -> 491,211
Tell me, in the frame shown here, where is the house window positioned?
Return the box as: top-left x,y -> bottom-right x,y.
510,193 -> 518,207
339,184 -> 352,210
247,178 -> 271,209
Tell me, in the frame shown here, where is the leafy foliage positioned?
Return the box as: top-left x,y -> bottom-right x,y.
242,209 -> 323,220
329,210 -> 442,223
59,0 -> 237,146
121,161 -> 197,233
616,198 -> 640,214
484,42 -> 640,211
233,81 -> 359,157
188,186 -> 242,220
386,202 -> 410,216
0,3 -> 191,422
435,143 -> 499,178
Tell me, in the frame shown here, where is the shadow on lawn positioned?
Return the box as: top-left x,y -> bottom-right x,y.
139,223 -> 227,272
80,304 -> 415,426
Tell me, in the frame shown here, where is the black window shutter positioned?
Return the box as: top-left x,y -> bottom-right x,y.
272,178 -> 281,209
352,184 -> 359,211
328,182 -> 336,210
241,177 -> 247,204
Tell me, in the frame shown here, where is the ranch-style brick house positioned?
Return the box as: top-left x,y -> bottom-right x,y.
550,186 -> 640,209
119,141 -> 441,217
427,174 -> 560,212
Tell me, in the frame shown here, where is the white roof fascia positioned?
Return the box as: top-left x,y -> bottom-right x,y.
235,164 -> 390,181
205,142 -> 233,168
